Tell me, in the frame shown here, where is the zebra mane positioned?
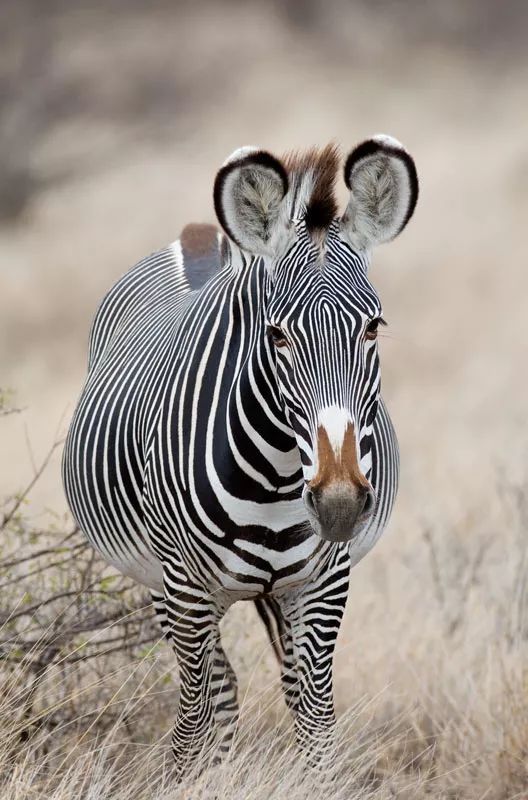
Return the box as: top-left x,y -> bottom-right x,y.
283,143 -> 340,231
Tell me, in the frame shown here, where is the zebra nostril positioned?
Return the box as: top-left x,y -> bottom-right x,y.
361,489 -> 375,517
304,488 -> 318,518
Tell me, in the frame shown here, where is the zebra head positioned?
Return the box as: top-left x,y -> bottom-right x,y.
214,137 -> 418,542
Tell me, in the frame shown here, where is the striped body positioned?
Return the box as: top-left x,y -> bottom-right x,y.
64,235 -> 397,599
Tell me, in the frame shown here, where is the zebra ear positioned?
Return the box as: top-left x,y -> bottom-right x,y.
214,147 -> 289,255
341,135 -> 418,250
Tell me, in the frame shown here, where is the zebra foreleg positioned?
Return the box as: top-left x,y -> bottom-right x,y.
162,580 -> 226,777
154,588 -> 239,767
277,561 -> 350,767
151,589 -> 171,641
255,597 -> 299,714
210,638 -> 239,758
279,628 -> 300,715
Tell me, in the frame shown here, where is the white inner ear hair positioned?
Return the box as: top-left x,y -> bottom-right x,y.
346,154 -> 412,249
222,164 -> 286,254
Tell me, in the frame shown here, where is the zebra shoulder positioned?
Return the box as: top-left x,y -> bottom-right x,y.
180,223 -> 222,291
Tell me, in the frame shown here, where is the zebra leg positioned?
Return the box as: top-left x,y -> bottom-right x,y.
154,589 -> 238,758
162,580 -> 226,776
279,625 -> 300,714
151,589 -> 171,641
255,597 -> 299,714
210,638 -> 239,758
277,554 -> 350,766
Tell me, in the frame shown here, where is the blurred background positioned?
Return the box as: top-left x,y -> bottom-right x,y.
2,2 -> 528,794
2,0 -> 528,514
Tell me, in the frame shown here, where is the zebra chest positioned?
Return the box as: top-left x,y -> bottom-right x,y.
144,461 -> 327,593
199,524 -> 331,596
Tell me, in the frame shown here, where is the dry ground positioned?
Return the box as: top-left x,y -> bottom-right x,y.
1,2 -> 528,797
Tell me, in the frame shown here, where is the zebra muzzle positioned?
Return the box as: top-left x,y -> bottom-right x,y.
304,421 -> 375,541
304,482 -> 375,542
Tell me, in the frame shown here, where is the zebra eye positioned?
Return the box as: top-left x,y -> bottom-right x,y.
267,325 -> 287,347
365,317 -> 386,340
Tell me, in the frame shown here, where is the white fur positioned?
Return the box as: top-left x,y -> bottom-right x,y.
372,133 -> 404,150
341,134 -> 415,251
318,405 -> 353,457
218,148 -> 289,256
222,145 -> 259,166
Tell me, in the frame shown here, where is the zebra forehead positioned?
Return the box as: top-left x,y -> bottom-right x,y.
271,262 -> 381,318
283,143 -> 340,231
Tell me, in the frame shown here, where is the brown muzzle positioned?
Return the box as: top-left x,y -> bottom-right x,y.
304,423 -> 375,541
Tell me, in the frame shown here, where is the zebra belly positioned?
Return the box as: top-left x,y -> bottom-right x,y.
88,531 -> 164,593
64,469 -> 165,593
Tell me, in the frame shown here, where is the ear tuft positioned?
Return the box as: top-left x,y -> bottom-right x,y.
214,149 -> 288,254
342,135 -> 418,249
283,143 -> 340,231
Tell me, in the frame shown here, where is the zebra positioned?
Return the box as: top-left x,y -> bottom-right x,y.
62,135 -> 418,774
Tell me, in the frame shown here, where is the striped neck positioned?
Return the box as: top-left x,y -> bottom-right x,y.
221,252 -> 304,498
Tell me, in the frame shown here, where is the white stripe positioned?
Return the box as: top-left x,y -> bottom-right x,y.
317,405 -> 352,457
